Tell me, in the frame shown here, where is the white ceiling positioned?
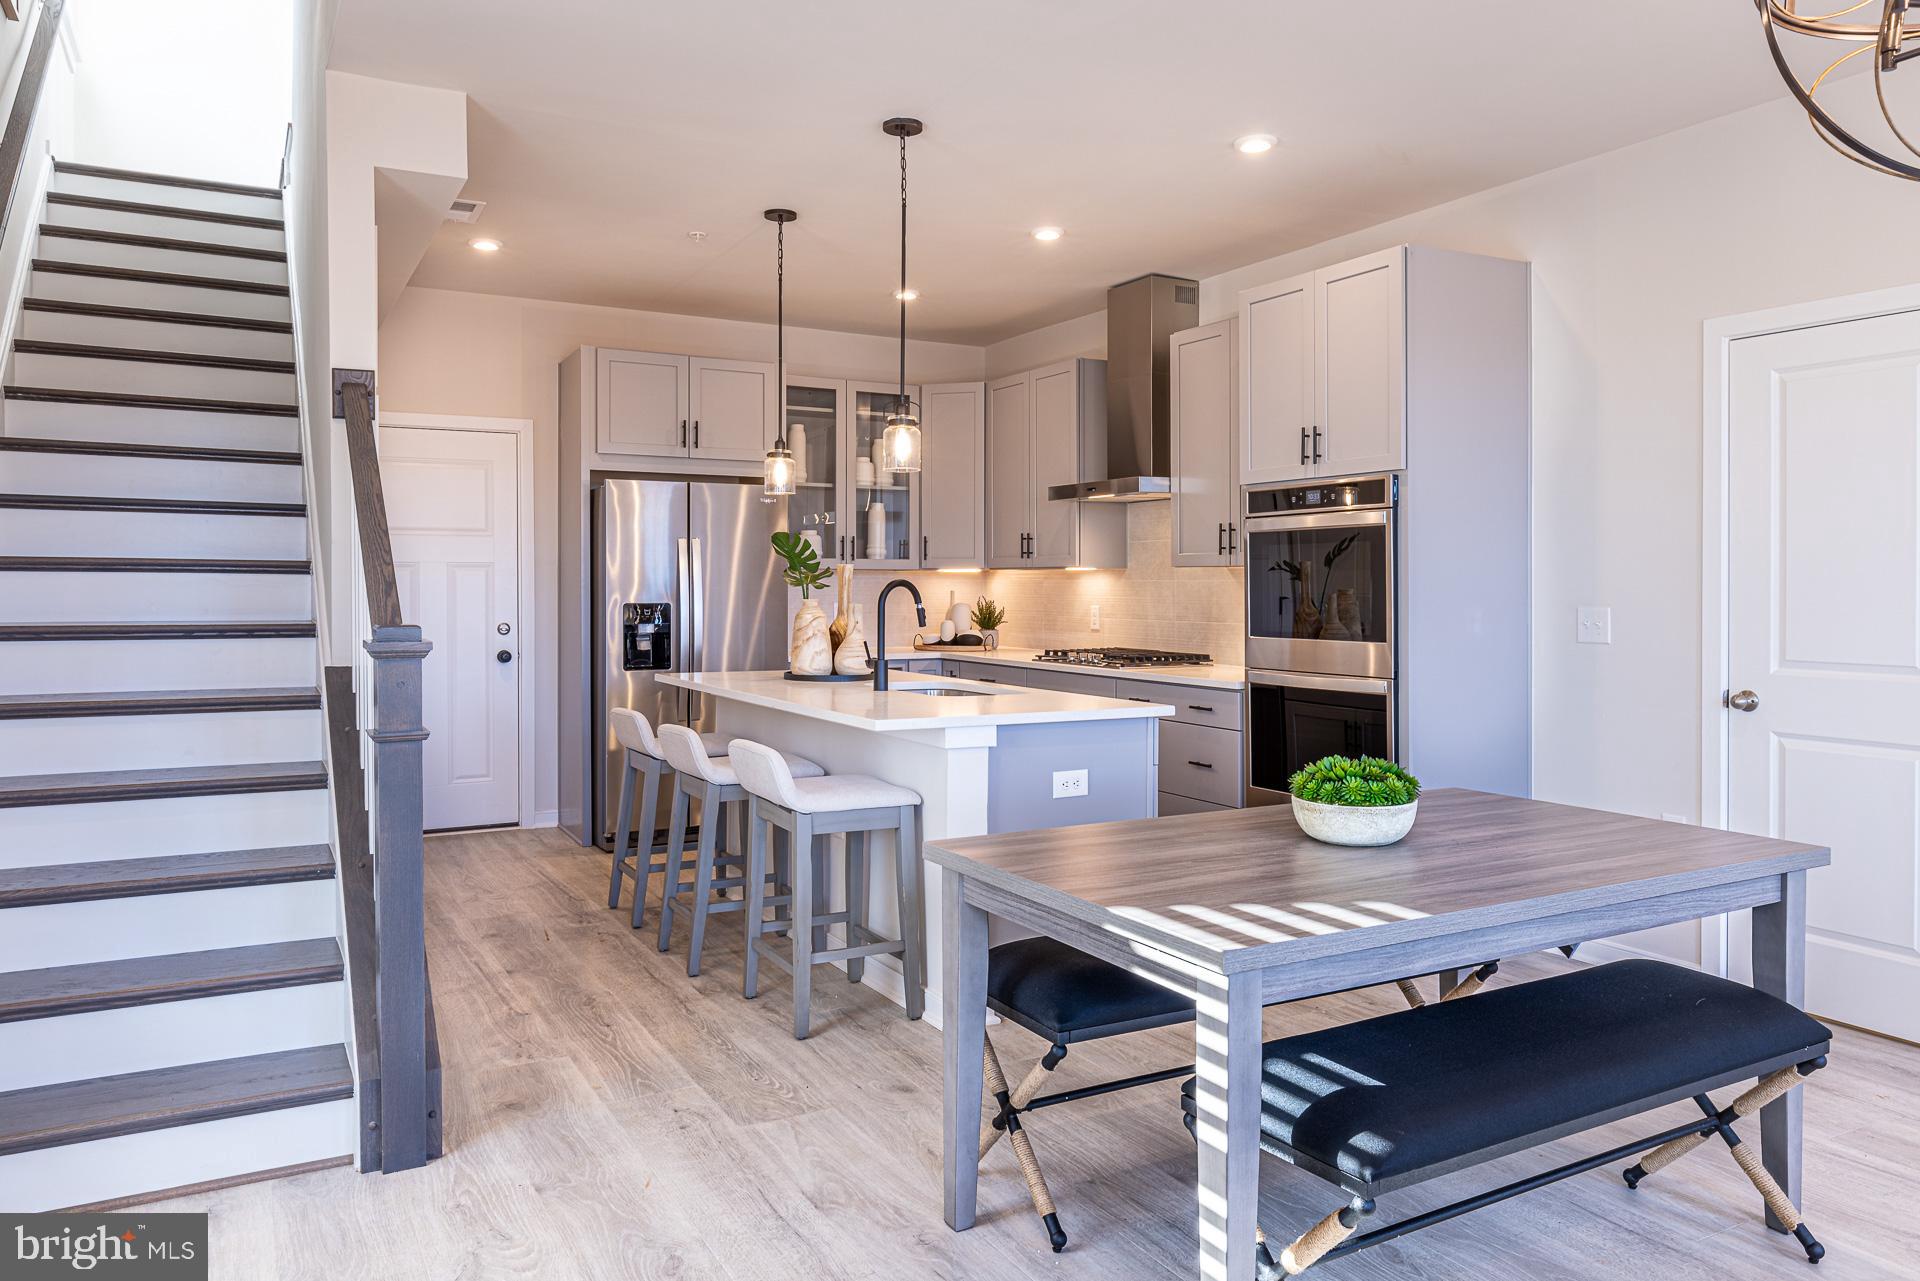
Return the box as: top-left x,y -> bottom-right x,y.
330,1 -> 1793,346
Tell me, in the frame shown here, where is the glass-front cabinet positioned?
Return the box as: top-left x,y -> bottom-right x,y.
849,381 -> 920,568
778,375 -> 921,568
780,376 -> 845,563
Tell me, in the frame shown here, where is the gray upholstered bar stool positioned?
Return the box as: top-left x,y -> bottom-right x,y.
654,723 -> 824,978
605,708 -> 729,929
728,738 -> 926,1040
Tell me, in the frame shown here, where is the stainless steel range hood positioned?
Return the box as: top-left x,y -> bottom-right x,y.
1048,272 -> 1198,502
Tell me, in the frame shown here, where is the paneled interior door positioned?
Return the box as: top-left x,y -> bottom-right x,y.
1728,309 -> 1920,1041
384,424 -> 522,831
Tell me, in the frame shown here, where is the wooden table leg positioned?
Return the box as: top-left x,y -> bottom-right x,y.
1752,869 -> 1806,1233
1192,970 -> 1261,1280
942,867 -> 988,1231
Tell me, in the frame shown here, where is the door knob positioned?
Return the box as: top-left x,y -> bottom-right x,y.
497,649 -> 514,664
1725,689 -> 1759,712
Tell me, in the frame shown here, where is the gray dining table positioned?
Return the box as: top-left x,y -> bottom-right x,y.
925,788 -> 1830,1281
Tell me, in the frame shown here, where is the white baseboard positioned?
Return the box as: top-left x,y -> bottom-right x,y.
1570,937 -> 1704,971
526,809 -> 559,829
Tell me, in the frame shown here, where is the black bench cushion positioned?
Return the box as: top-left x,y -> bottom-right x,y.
1178,960 -> 1829,1188
987,936 -> 1196,1045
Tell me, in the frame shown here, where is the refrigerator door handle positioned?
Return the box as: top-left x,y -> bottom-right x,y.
675,537 -> 693,674
689,537 -> 706,671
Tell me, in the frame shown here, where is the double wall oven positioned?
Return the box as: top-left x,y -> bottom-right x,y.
1242,474 -> 1398,805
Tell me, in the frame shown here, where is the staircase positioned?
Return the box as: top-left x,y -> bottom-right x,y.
0,161 -> 356,1210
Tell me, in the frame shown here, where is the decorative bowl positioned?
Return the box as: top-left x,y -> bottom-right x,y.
1289,796 -> 1418,847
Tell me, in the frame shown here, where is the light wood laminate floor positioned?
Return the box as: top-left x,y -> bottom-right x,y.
149,826 -> 1919,1279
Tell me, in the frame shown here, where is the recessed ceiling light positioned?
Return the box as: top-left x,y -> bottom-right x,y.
1031,226 -> 1063,243
1234,133 -> 1277,155
686,231 -> 708,244
468,237 -> 502,253
894,287 -> 919,301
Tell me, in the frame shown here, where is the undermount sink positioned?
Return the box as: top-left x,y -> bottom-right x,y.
895,684 -> 996,698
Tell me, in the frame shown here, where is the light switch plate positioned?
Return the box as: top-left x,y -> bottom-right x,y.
1090,603 -> 1101,632
1052,769 -> 1088,799
1576,605 -> 1612,645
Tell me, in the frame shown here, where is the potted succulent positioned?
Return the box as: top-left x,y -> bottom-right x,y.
970,596 -> 1006,650
1287,755 -> 1421,847
772,531 -> 833,675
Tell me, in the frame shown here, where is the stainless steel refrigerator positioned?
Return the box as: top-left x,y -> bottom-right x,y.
590,477 -> 788,849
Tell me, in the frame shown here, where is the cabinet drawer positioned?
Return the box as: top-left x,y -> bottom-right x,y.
1115,679 -> 1243,730
944,660 -> 1028,686
1158,790 -> 1233,816
1158,721 -> 1242,807
1022,669 -> 1117,698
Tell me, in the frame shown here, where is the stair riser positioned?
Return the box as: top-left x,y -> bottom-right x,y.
0,710 -> 323,776
0,450 -> 304,504
0,982 -> 345,1092
0,880 -> 337,971
44,202 -> 284,252
19,308 -> 294,360
0,508 -> 308,559
50,171 -> 284,222
10,351 -> 296,403
0,398 -> 302,451
36,232 -> 288,287
31,269 -> 290,323
0,1097 -> 353,1212
0,638 -> 318,696
0,789 -> 329,869
0,570 -> 312,622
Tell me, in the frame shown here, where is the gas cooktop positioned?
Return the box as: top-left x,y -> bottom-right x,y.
1035,647 -> 1213,669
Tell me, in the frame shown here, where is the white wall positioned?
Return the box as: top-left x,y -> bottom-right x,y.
67,0 -> 290,186
375,286 -> 987,823
0,0 -> 74,367
989,82 -> 1920,967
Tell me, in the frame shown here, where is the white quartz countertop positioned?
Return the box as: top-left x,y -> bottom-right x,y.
660,670 -> 1174,732
884,645 -> 1247,690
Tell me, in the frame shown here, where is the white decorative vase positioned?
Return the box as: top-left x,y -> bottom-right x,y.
1289,796 -> 1418,847
790,598 -> 832,675
790,422 -> 808,484
834,604 -> 871,675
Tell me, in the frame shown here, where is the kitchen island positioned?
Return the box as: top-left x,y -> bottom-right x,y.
658,669 -> 1171,1019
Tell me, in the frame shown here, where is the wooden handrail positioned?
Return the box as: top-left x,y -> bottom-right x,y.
0,0 -> 64,243
339,378 -> 404,629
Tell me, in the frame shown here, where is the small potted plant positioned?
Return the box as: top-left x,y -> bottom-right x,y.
772,531 -> 833,675
970,596 -> 1006,650
1287,755 -> 1421,847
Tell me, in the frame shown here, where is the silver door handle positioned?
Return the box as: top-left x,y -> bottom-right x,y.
674,537 -> 692,672
1725,689 -> 1760,713
689,537 -> 705,672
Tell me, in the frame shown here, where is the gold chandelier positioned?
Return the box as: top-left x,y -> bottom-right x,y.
1761,1 -> 1920,179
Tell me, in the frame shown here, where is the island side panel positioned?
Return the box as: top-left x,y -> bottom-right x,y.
986,718 -> 1158,833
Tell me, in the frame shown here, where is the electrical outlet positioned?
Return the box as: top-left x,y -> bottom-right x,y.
1052,769 -> 1088,799
1090,603 -> 1101,632
1576,605 -> 1612,645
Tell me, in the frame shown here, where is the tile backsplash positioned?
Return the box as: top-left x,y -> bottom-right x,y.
789,503 -> 1246,663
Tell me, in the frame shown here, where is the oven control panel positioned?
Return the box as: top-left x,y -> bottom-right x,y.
1246,473 -> 1395,515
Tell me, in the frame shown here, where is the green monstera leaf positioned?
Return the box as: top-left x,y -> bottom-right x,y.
770,531 -> 832,597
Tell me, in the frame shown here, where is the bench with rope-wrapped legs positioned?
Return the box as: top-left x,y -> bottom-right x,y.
1179,959 -> 1831,1275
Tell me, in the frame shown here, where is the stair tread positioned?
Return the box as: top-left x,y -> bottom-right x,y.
12,339 -> 295,374
0,436 -> 300,466
22,297 -> 293,334
47,191 -> 284,231
0,687 -> 321,719
0,760 -> 327,809
39,223 -> 286,264
0,554 -> 311,573
53,161 -> 283,201
0,938 -> 342,1023
4,385 -> 298,417
0,845 -> 334,908
32,259 -> 290,297
0,1044 -> 350,1157
0,493 -> 304,517
0,620 -> 315,641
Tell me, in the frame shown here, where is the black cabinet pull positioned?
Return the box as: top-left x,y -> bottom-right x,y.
922,534 -> 929,561
693,420 -> 700,448
1228,523 -> 1237,554
1300,426 -> 1309,465
1217,522 -> 1226,555
838,534 -> 845,559
1311,424 -> 1322,463
1126,696 -> 1150,703
680,419 -> 688,447
1187,704 -> 1211,712
1187,760 -> 1214,770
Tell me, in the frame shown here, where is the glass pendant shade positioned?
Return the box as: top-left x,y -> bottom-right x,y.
762,208 -> 799,499
762,440 -> 795,497
883,410 -> 921,473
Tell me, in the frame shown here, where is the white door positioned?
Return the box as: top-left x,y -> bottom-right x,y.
1728,309 -> 1920,1041
688,356 -> 776,461
596,349 -> 687,457
1239,272 -> 1315,485
383,425 -> 522,830
1170,321 -> 1236,567
1315,247 -> 1405,477
919,381 -> 986,568
1027,361 -> 1080,568
986,372 -> 1032,567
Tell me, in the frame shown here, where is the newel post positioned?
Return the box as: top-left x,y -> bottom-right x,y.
365,622 -> 435,1172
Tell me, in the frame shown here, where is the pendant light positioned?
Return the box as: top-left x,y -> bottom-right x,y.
881,117 -> 923,472
761,208 -> 798,499
1760,1 -> 1920,181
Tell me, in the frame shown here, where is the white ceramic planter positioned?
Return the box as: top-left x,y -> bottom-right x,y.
1289,796 -> 1418,847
